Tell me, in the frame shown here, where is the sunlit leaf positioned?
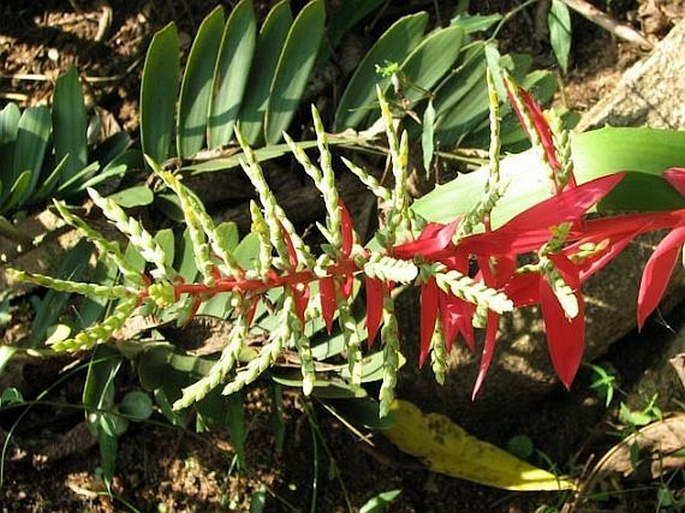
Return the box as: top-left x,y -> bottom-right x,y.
140,23 -> 180,163
11,105 -> 51,205
207,0 -> 257,148
177,6 -> 225,158
52,66 -> 87,182
237,0 -> 292,145
335,12 -> 429,130
549,0 -> 572,73
265,0 -> 325,144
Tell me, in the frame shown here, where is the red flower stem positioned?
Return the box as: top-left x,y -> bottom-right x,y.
145,259 -> 360,300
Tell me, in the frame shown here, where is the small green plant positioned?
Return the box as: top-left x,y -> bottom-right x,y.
0,67 -> 136,225
587,362 -> 619,407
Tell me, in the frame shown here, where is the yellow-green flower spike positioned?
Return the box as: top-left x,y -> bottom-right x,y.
88,188 -> 172,280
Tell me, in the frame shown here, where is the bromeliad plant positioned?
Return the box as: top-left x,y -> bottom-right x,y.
8,73 -> 685,419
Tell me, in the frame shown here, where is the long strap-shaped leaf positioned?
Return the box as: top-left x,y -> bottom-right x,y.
140,22 -> 180,164
237,0 -> 292,146
334,12 -> 429,131
391,25 -> 464,106
264,0 -> 326,145
52,66 -> 87,184
176,6 -> 225,159
10,106 -> 50,208
207,0 -> 257,148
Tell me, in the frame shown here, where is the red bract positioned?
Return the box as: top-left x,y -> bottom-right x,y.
505,78 -> 562,177
539,273 -> 585,389
419,277 -> 439,367
638,221 -> 685,330
401,170 -> 668,394
365,276 -> 384,347
664,167 -> 685,196
319,276 -> 337,333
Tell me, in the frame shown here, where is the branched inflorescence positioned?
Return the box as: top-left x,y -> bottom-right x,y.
20,78 -> 658,415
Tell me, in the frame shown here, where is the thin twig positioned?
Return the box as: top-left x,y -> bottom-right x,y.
561,0 -> 653,49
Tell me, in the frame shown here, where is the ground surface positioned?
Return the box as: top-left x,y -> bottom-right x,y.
1,1 -> 685,512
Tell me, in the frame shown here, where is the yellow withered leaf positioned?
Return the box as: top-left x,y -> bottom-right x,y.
382,400 -> 577,491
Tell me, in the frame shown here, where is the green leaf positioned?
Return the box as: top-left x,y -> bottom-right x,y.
450,13 -> 502,34
215,222 -> 239,251
196,390 -> 246,466
154,386 -> 192,428
2,170 -> 32,213
32,154 -> 72,202
177,227 -> 200,282
77,260 -> 118,329
237,0 -> 292,145
177,6 -> 225,159
325,0 -> 385,49
549,0 -> 572,73
233,232 -> 260,270
119,390 -> 154,421
414,127 -> 685,225
107,185 -> 154,207
394,25 -> 464,106
0,104 -> 20,204
422,99 -> 435,174
90,131 -> 131,168
0,387 -> 23,407
52,66 -> 87,182
97,431 -> 118,493
11,105 -> 51,204
264,0 -> 326,144
207,0 -> 257,148
79,148 -> 140,191
55,161 -> 99,194
30,239 -> 93,345
84,344 -> 123,422
155,228 -> 176,268
0,103 -> 20,144
140,22 -> 180,163
335,12 -> 429,130
359,489 -> 402,513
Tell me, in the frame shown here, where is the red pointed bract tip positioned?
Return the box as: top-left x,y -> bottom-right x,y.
663,167 -> 685,197
505,78 -> 561,173
280,223 -> 299,269
637,224 -> 685,330
419,277 -> 439,367
391,219 -> 459,260
539,277 -> 585,390
319,276 -> 337,334
365,276 -> 384,348
471,311 -> 499,399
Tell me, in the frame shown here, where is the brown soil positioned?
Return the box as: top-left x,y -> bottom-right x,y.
1,1 -> 685,512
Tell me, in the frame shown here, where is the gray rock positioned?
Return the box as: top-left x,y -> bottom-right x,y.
577,19 -> 685,131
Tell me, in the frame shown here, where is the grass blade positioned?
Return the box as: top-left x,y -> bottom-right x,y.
237,0 -> 292,145
264,0 -> 326,145
207,0 -> 257,148
177,6 -> 225,159
140,22 -> 180,163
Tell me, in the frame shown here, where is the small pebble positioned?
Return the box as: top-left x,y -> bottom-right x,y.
47,48 -> 59,62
